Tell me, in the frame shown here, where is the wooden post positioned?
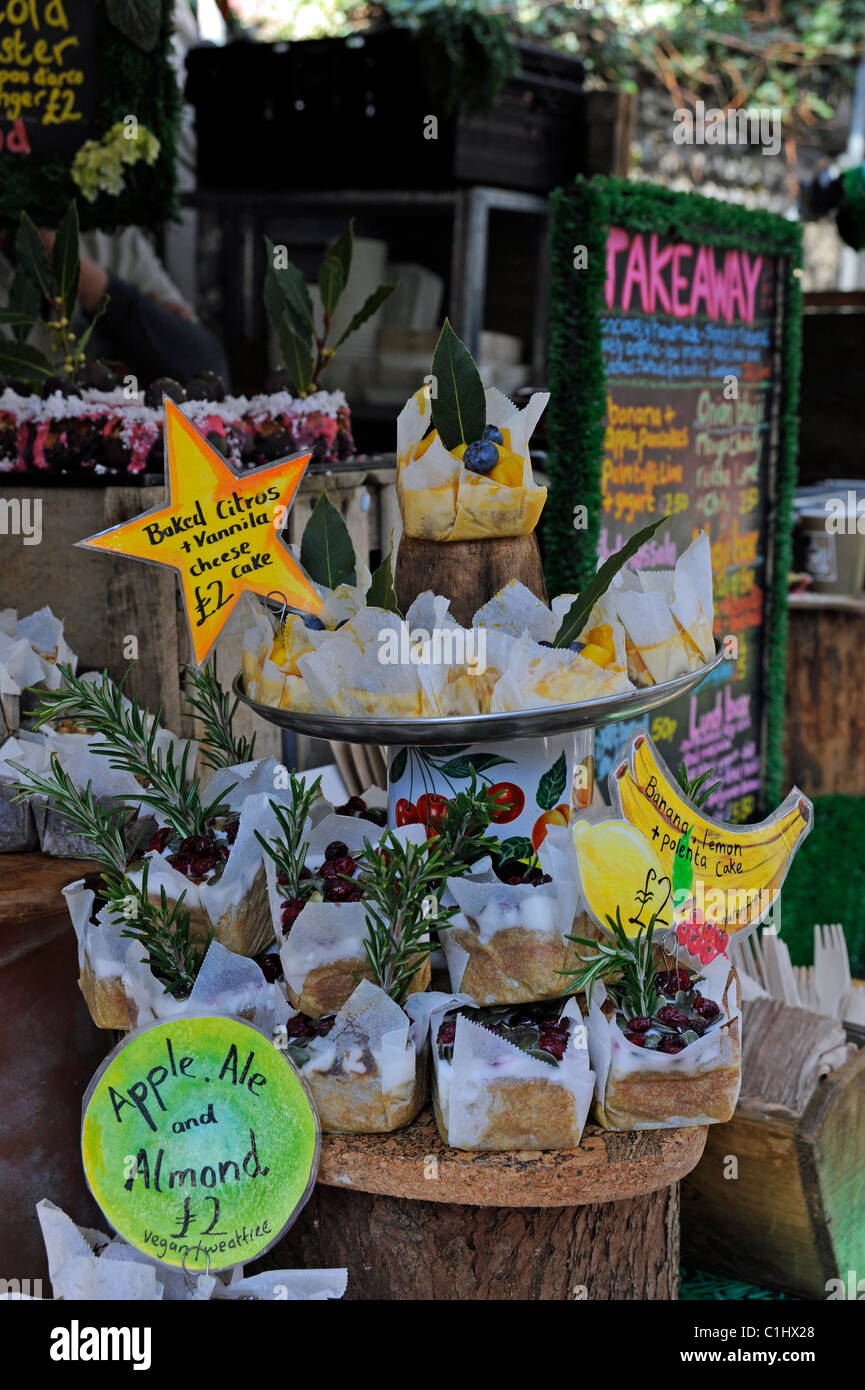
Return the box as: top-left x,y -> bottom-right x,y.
395,532 -> 548,628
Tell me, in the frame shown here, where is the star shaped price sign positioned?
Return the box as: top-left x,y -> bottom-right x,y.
79,399 -> 322,665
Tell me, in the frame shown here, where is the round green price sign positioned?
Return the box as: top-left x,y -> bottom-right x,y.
82,1016 -> 320,1272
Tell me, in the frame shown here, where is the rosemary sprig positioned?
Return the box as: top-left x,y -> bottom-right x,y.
677,759 -> 721,809
255,774 -> 322,900
357,832 -> 457,1006
564,908 -> 661,1020
184,656 -> 257,771
9,756 -> 205,997
29,665 -> 231,838
429,772 -> 498,881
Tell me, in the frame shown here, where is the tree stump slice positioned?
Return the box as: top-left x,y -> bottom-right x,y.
258,1110 -> 705,1300
395,533 -> 548,628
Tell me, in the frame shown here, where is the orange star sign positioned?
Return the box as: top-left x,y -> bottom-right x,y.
79,399 -> 322,664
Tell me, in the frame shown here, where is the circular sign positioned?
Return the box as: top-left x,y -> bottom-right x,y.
82,1016 -> 320,1273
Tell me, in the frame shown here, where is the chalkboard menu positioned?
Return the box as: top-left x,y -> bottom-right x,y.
546,178 -> 802,818
0,1 -> 179,230
0,0 -> 98,156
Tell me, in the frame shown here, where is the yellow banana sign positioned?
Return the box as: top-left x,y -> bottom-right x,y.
606,730 -> 812,934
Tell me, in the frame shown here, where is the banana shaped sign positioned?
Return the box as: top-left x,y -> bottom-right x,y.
573,730 -> 812,957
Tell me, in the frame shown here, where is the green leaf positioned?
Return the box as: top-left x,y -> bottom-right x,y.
536,751 -> 567,810
105,0 -> 162,53
327,220 -> 354,285
553,514 -> 671,648
76,293 -> 110,357
334,282 -> 399,349
0,308 -> 38,327
0,339 -> 55,383
672,827 -> 693,904
300,491 -> 357,590
318,254 -> 345,319
389,747 -> 408,783
52,201 -> 80,319
277,317 -> 314,396
497,835 -> 535,862
367,544 -> 402,615
439,753 -> 513,778
7,272 -> 41,342
265,239 -> 316,344
429,317 -> 486,451
16,212 -> 54,303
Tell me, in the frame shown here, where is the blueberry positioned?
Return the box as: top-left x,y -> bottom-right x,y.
303,614 -> 325,630
569,640 -> 584,654
463,439 -> 499,474
186,371 -> 226,402
41,376 -> 81,400
145,377 -> 186,408
483,424 -> 504,445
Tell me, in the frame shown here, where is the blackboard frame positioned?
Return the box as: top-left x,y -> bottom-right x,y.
0,1 -> 180,231
545,175 -> 802,810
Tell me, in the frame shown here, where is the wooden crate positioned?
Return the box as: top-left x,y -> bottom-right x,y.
681,1043 -> 865,1298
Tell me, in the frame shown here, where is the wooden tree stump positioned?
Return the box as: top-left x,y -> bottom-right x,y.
395,533 -> 548,627
257,1109 -> 705,1300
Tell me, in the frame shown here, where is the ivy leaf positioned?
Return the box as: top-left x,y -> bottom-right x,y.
16,212 -> 54,303
389,747 -> 408,783
7,271 -> 40,342
300,492 -> 357,590
327,220 -> 354,285
672,827 -> 693,905
334,282 -> 399,349
536,751 -> 567,810
52,201 -> 80,319
367,544 -> 402,615
105,0 -> 162,53
318,254 -> 345,319
553,514 -> 671,648
438,753 -> 513,778
0,339 -> 55,383
277,317 -> 314,396
429,317 -> 486,450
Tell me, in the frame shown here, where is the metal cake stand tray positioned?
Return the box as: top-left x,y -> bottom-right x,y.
233,640 -> 724,745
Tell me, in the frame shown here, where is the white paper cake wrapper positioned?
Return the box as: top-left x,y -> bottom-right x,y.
122,936 -> 284,1033
35,1200 -> 346,1301
429,995 -> 594,1151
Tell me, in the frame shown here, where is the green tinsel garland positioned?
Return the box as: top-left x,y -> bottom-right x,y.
0,1 -> 180,232
545,175 -> 803,810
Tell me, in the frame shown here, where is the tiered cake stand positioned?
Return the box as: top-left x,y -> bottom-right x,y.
235,644 -> 723,1300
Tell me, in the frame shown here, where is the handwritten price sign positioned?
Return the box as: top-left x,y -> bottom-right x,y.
82,1017 -> 320,1272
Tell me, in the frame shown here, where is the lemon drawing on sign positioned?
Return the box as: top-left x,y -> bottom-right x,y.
573,819 -> 672,939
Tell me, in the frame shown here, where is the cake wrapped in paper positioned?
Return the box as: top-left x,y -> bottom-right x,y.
279,979 -> 427,1134
262,783 -> 430,1017
396,321 -> 547,541
440,826 -> 585,1005
424,994 -> 594,1151
614,532 -> 716,686
567,908 -> 741,1131
63,879 -> 132,1030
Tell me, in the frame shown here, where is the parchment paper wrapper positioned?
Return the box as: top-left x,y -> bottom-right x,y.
63,879 -> 131,1030
397,385 -> 549,541
0,607 -> 77,703
490,631 -> 631,712
615,530 -> 715,685
0,734 -> 44,850
35,1200 -> 346,1301
122,937 -> 286,1033
441,826 -> 584,1004
272,819 -> 429,1017
587,952 -> 741,1131
131,791 -> 280,957
297,608 -> 422,717
473,581 -> 558,643
427,995 -> 594,1151
285,978 -> 427,1134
